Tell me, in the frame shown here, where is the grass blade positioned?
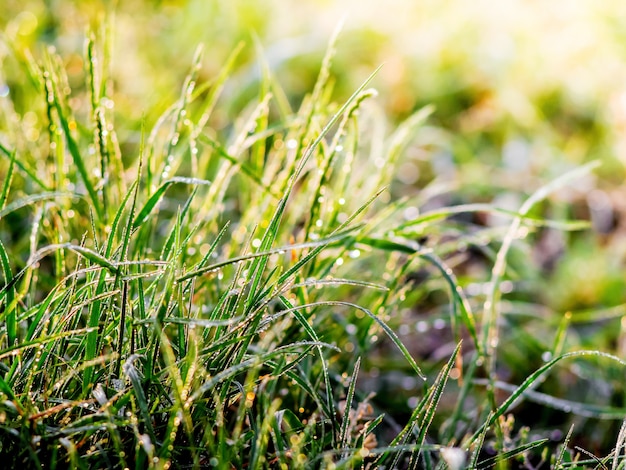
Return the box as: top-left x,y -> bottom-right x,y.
466,350 -> 626,447
132,177 -> 211,230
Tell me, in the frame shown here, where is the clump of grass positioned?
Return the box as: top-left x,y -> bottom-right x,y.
1,24 -> 625,470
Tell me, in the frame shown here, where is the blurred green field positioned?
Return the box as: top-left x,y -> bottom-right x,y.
2,0 -> 626,467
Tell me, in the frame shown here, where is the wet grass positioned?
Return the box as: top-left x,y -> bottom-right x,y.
1,13 -> 626,470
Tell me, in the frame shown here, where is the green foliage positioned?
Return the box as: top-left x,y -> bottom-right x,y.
1,3 -> 626,469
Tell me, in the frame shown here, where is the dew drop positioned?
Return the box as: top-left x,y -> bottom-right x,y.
403,206 -> 419,220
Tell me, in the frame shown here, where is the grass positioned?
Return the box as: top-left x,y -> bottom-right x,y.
1,10 -> 626,470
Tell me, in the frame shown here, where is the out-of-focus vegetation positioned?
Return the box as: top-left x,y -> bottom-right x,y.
2,0 -> 626,467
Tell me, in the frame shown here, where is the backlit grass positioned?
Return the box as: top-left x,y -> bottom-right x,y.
1,9 -> 626,470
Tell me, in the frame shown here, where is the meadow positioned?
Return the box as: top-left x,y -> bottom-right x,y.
1,1 -> 626,468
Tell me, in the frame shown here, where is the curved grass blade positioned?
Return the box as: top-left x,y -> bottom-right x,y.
485,380 -> 626,419
291,64 -> 383,185
395,203 -> 591,233
64,244 -> 119,273
466,350 -> 626,448
177,226 -> 360,283
420,251 -> 480,354
358,236 -> 480,355
575,446 -> 609,470
0,142 -> 50,190
0,327 -> 97,360
199,134 -> 280,198
325,300 -> 425,380
277,295 -> 335,422
0,243 -> 118,301
189,341 -> 338,402
0,192 -> 80,220
132,176 -> 211,229
271,187 -> 385,293
375,104 -> 434,188
476,439 -> 549,470
479,160 -> 602,449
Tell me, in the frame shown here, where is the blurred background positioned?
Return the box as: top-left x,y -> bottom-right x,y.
3,0 -> 626,454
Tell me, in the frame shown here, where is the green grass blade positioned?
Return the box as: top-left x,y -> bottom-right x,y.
339,357 -> 361,453
412,343 -> 462,469
0,143 -> 50,190
122,354 -> 157,444
466,350 -> 626,447
291,64 -> 383,185
132,177 -> 211,230
0,327 -> 97,360
177,227 -> 360,283
64,244 -> 119,274
0,192 -> 80,220
486,380 -> 626,419
277,295 -> 335,421
476,439 -> 549,469
327,300 -> 425,380
49,72 -> 103,221
554,424 -> 576,470
0,240 -> 16,346
0,149 -> 16,211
